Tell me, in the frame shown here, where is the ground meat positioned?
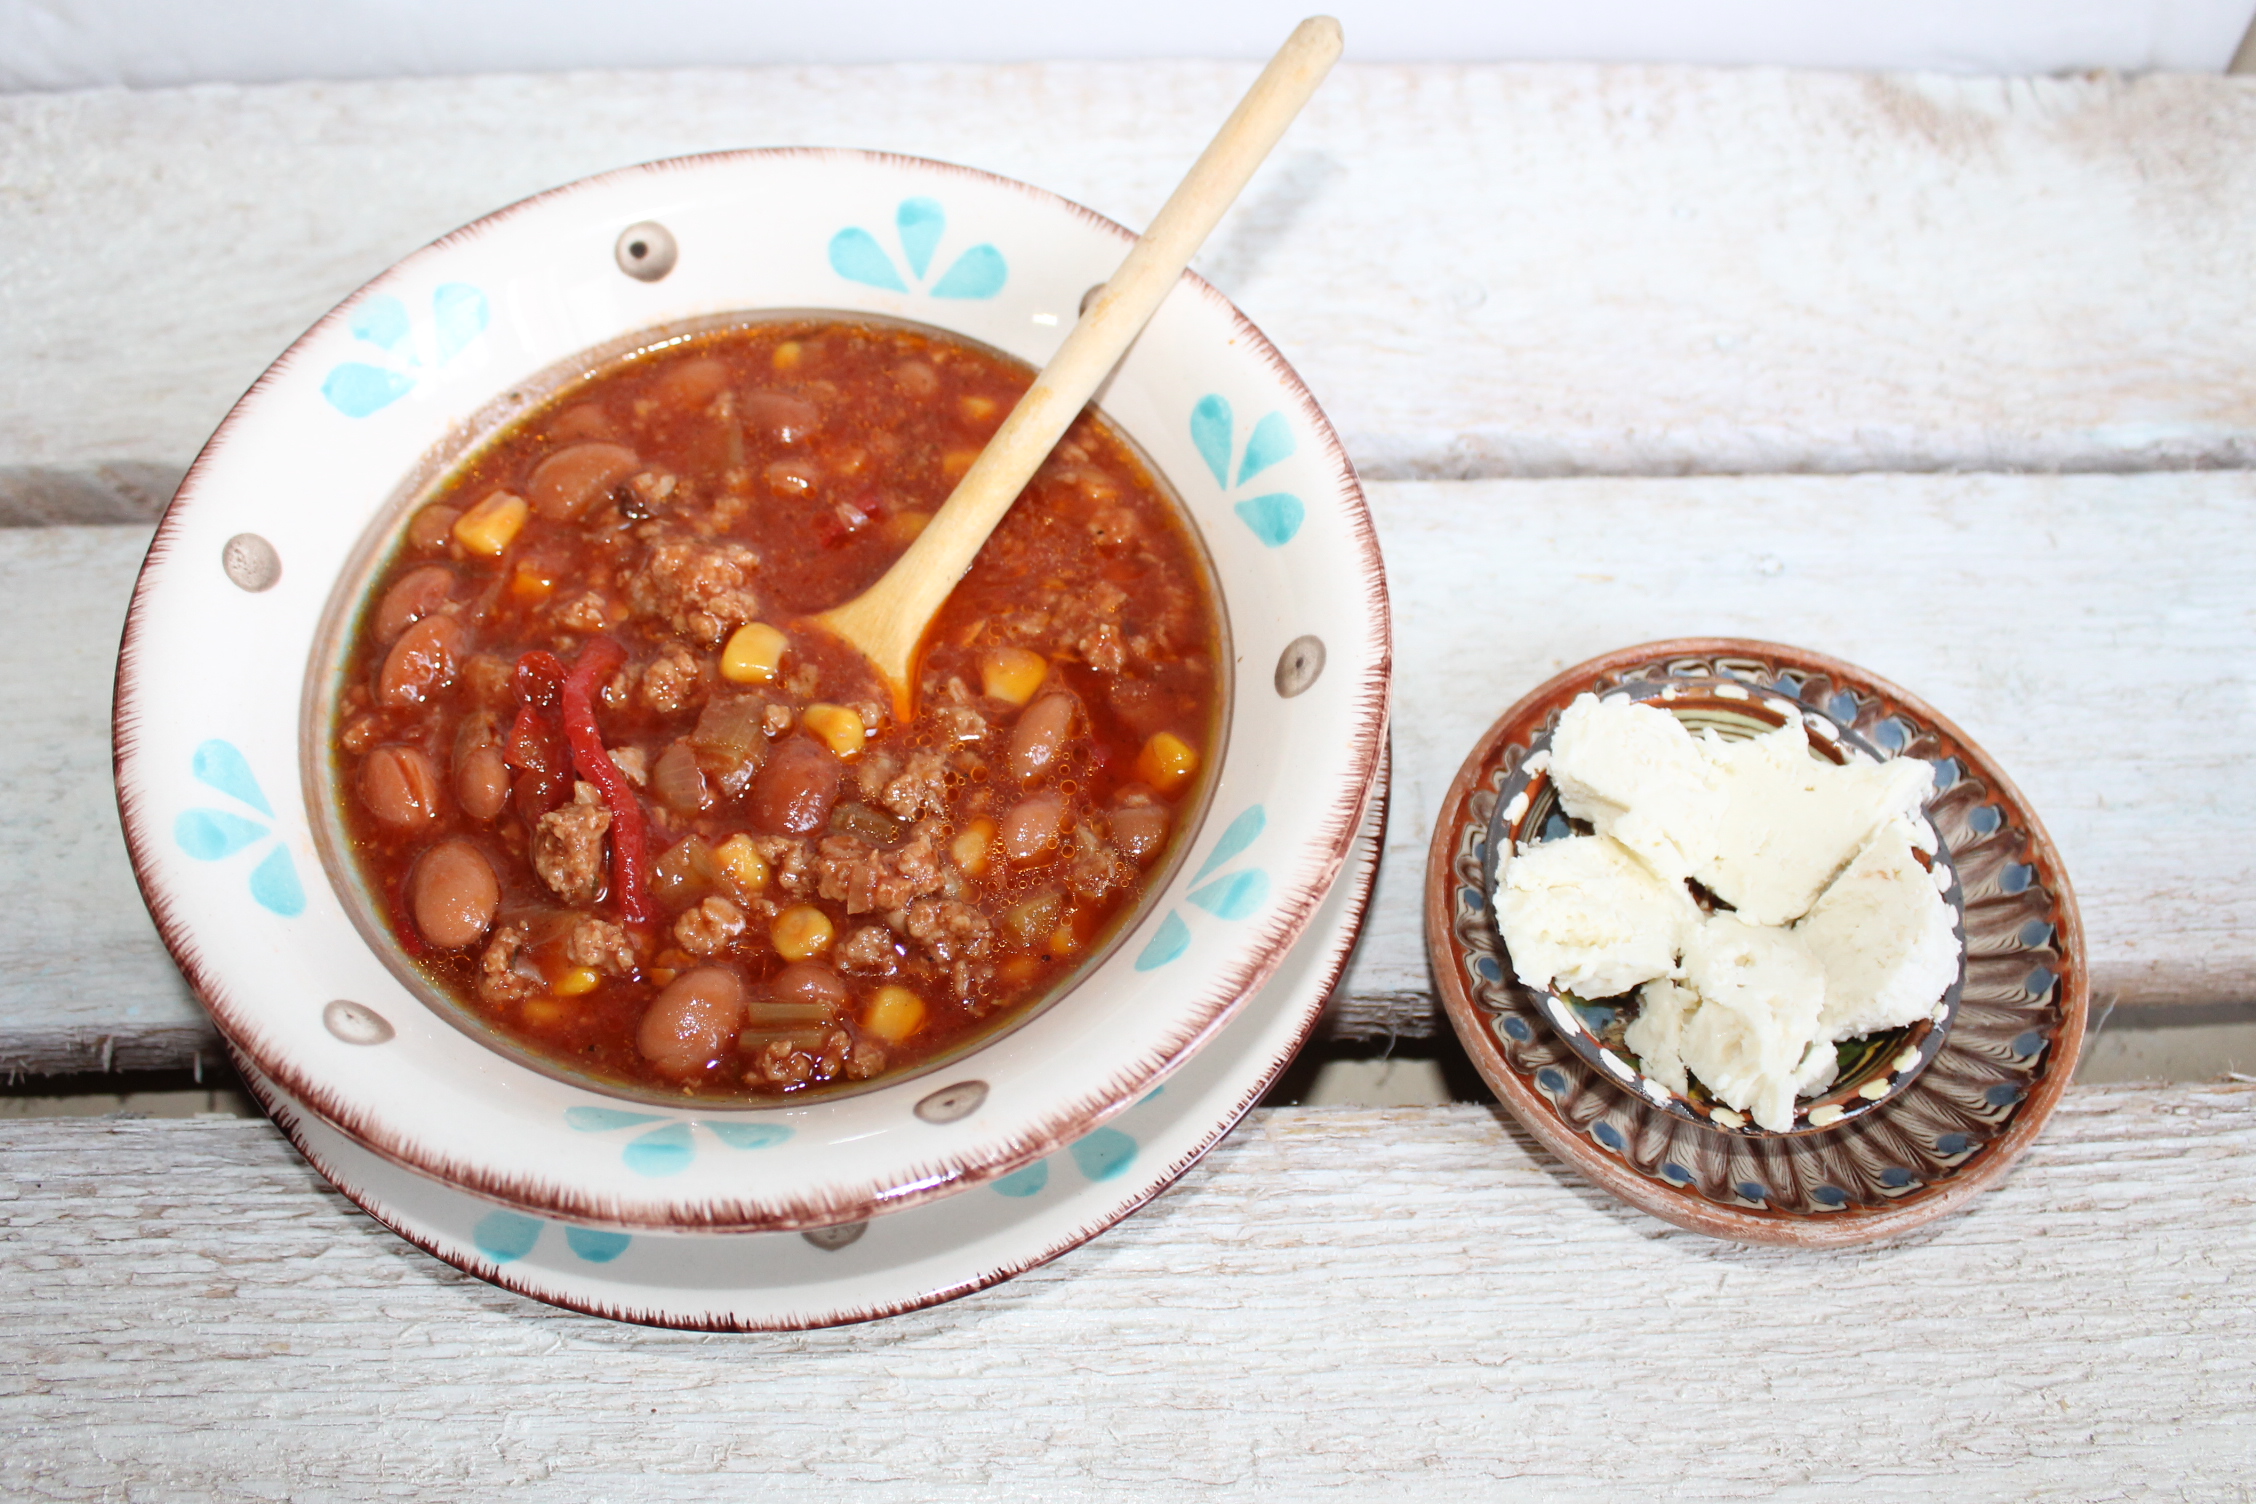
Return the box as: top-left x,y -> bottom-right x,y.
898,896 -> 994,964
625,468 -> 678,515
1053,580 -> 1129,674
880,748 -> 951,821
533,782 -> 610,905
627,534 -> 760,645
553,590 -> 611,633
606,746 -> 648,786
836,924 -> 902,975
672,895 -> 746,956
461,652 -> 515,706
751,1027 -> 853,1088
843,1037 -> 889,1080
751,835 -> 816,895
1088,505 -> 1142,551
853,748 -> 901,803
761,702 -> 793,737
640,642 -> 707,714
816,820 -> 945,914
1065,821 -> 1135,902
478,924 -> 542,1005
563,916 -> 638,976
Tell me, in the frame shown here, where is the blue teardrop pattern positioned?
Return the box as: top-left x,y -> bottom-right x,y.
1135,804 -> 1270,970
565,1107 -> 795,1175
472,1209 -> 634,1266
992,1160 -> 1049,1197
563,1228 -> 633,1264
322,283 -> 489,418
1188,395 -> 1305,547
1069,1128 -> 1138,1183
828,198 -> 1006,301
174,739 -> 303,918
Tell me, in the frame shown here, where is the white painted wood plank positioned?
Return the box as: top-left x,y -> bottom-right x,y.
4,468 -> 2250,1068
8,64 -> 2256,500
3,1088 -> 2252,1499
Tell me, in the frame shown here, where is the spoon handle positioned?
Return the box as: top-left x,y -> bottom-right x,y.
819,17 -> 1344,707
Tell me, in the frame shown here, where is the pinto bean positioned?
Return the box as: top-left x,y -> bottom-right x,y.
359,745 -> 443,828
742,390 -> 821,445
1007,694 -> 1078,783
999,790 -> 1067,866
372,565 -> 457,643
526,442 -> 640,521
637,966 -> 748,1077
455,745 -> 510,821
767,961 -> 849,1016
749,736 -> 843,835
377,612 -> 465,708
654,357 -> 732,410
410,839 -> 498,950
1108,802 -> 1172,866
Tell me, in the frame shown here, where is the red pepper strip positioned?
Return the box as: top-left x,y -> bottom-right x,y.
506,650 -> 572,821
559,636 -> 654,925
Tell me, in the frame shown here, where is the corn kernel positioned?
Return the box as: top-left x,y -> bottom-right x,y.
863,985 -> 927,1043
452,491 -> 529,559
940,448 -> 981,481
772,340 -> 803,371
949,817 -> 997,877
960,394 -> 999,423
802,702 -> 866,759
997,955 -> 1042,986
550,966 -> 600,997
771,905 -> 834,961
521,999 -> 567,1027
509,558 -> 557,602
980,647 -> 1048,706
882,510 -> 931,547
720,622 -> 788,684
712,832 -> 770,899
1133,731 -> 1201,795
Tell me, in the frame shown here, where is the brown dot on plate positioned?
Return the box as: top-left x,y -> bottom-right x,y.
322,999 -> 393,1045
615,221 -> 678,282
1274,634 -> 1325,698
222,533 -> 281,593
802,1221 -> 867,1252
914,1079 -> 989,1124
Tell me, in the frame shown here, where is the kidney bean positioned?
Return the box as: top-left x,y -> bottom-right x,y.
1007,693 -> 1078,783
999,790 -> 1067,866
749,736 -> 842,835
526,442 -> 640,521
377,613 -> 465,708
410,839 -> 498,950
742,390 -> 821,445
1107,802 -> 1172,866
654,357 -> 732,411
637,966 -> 748,1077
371,564 -> 456,643
359,745 -> 443,829
767,961 -> 849,1016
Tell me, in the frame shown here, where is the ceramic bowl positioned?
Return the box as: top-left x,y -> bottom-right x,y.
1428,640 -> 2086,1247
114,149 -> 1391,1232
1487,674 -> 1963,1135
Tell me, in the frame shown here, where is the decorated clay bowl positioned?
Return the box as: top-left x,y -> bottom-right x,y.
1428,640 -> 2086,1247
114,149 -> 1391,1233
1486,674 -> 1964,1136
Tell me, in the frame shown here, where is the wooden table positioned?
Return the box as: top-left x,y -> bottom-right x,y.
3,63 -> 2252,1497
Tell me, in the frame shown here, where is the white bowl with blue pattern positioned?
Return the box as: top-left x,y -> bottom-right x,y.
114,149 -> 1390,1233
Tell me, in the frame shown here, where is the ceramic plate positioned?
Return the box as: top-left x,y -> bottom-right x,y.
239,767 -> 1383,1329
1427,640 -> 2087,1248
114,149 -> 1391,1232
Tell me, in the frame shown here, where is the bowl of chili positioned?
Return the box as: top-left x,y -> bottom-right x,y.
115,148 -> 1390,1233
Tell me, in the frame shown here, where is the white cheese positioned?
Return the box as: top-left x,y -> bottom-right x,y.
1546,694 -> 1719,886
1493,834 -> 1698,1000
1697,719 -> 1934,925
1798,816 -> 1962,1041
1672,913 -> 1833,1132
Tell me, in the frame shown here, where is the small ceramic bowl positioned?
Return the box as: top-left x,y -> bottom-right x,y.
115,149 -> 1391,1233
1487,675 -> 1964,1135
1428,640 -> 2086,1246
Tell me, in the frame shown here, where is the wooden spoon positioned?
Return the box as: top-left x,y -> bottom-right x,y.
815,16 -> 1344,719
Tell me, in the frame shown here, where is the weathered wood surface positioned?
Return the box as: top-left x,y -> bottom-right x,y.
5,468 -> 2248,1070
3,1086 -> 2252,1499
10,63 -> 2256,514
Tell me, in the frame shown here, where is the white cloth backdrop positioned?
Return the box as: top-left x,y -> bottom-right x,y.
2,0 -> 2253,90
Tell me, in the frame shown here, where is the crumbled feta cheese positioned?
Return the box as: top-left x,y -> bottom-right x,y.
1673,913 -> 1830,1132
1494,835 -> 1698,1000
1799,816 -> 1962,1041
1547,694 -> 1719,886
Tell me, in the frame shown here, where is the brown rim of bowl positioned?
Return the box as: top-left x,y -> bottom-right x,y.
234,760 -> 1391,1330
112,147 -> 1394,1234
1425,637 -> 2087,1249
